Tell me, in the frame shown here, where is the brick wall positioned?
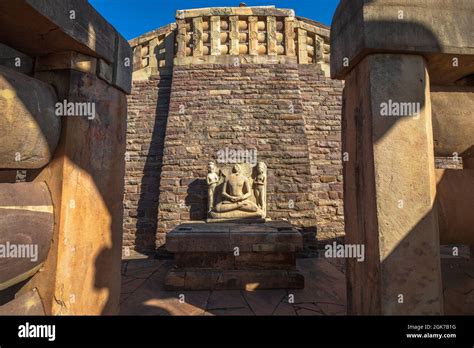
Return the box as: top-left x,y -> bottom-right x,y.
298,65 -> 345,242
123,63 -> 344,254
123,73 -> 172,254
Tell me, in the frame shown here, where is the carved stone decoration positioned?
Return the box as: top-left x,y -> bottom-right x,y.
207,162 -> 267,222
253,161 -> 267,216
206,161 -> 220,213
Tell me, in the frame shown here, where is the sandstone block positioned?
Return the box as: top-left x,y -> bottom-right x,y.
331,0 -> 474,82
0,65 -> 60,169
342,54 -> 443,315
0,182 -> 54,290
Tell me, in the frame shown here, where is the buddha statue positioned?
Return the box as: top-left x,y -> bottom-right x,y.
207,162 -> 267,222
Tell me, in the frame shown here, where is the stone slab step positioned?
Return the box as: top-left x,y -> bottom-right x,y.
165,269 -> 304,291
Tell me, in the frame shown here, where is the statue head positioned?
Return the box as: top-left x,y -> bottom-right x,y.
232,164 -> 241,174
208,161 -> 217,173
257,162 -> 266,174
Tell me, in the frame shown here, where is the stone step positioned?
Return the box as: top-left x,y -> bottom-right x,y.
165,269 -> 304,291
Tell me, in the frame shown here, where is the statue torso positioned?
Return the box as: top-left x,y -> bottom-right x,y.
227,173 -> 247,196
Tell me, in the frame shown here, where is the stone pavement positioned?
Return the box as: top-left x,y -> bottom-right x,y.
120,250 -> 474,315
440,246 -> 474,315
120,257 -> 347,316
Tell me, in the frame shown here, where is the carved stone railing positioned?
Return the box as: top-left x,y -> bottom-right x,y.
130,6 -> 331,79
129,23 -> 177,79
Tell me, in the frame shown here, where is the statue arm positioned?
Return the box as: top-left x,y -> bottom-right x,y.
241,179 -> 251,201
221,179 -> 233,201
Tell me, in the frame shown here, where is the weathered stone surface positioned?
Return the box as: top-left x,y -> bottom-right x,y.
331,0 -> 474,81
121,261 -> 210,315
0,0 -> 113,62
297,28 -> 308,64
0,182 -> 54,290
0,0 -> 132,317
207,162 -> 267,221
136,7 -> 328,69
210,16 -> 221,56
229,16 -> 239,55
165,269 -> 304,290
0,43 -> 34,75
112,32 -> 133,94
342,54 -> 443,315
0,289 -> 45,315
165,222 -> 304,290
284,18 -> 296,57
267,16 -> 277,56
242,289 -> 287,315
97,59 -> 113,84
0,65 -> 60,169
436,169 -> 474,245
0,0 -> 132,93
36,51 -> 97,74
121,256 -> 346,315
122,73 -> 172,254
431,86 -> 474,159
173,252 -> 296,270
20,71 -> 127,315
166,222 -> 302,253
441,257 -> 474,315
176,7 -> 295,19
293,258 -> 346,305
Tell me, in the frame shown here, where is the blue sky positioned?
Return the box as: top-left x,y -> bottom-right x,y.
89,0 -> 340,40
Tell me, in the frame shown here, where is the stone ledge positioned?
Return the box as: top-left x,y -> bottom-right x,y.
176,7 -> 295,19
166,222 -> 303,253
165,269 -> 304,290
330,0 -> 474,80
174,54 -> 298,66
0,0 -> 132,93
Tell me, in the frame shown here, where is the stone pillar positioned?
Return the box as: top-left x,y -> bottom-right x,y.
148,37 -> 159,69
132,44 -> 142,71
0,0 -> 132,316
210,16 -> 221,56
164,30 -> 176,66
176,19 -> 187,58
248,16 -> 258,56
284,17 -> 296,57
297,28 -> 308,64
267,16 -> 277,56
192,17 -> 204,57
28,68 -> 128,315
343,54 -> 443,315
229,16 -> 239,55
315,36 -> 324,63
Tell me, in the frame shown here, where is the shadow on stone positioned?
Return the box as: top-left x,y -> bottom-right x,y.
135,74 -> 172,254
185,178 -> 207,221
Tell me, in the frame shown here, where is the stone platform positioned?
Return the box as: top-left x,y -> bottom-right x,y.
165,221 -> 304,290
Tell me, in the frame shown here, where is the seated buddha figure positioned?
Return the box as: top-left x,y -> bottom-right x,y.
214,164 -> 259,214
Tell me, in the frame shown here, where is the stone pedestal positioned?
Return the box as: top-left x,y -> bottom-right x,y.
165,221 -> 304,290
